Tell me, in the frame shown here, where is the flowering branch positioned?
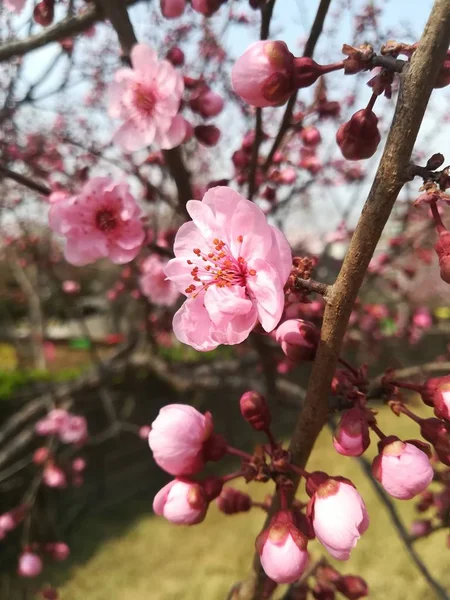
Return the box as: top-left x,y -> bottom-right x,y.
234,1 -> 450,598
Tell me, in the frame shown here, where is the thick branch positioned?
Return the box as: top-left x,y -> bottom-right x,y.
96,0 -> 138,61
163,148 -> 193,217
0,164 -> 51,196
235,1 -> 450,598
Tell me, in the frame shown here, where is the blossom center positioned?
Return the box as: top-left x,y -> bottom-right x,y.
96,209 -> 118,233
184,236 -> 257,296
133,83 -> 157,117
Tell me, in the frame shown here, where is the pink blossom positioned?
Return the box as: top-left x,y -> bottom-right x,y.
149,404 -> 213,475
35,409 -> 70,436
232,41 -> 295,107
62,280 -> 80,294
275,319 -> 318,362
256,511 -> 308,584
43,464 -> 67,488
372,438 -> 433,500
5,0 -> 26,13
45,542 -> 70,562
160,0 -> 186,18
108,44 -> 185,152
309,477 -> 369,560
189,87 -> 224,118
72,458 -> 86,473
140,255 -> 179,306
48,178 -> 144,266
18,552 -> 43,578
333,407 -> 371,457
59,415 -> 88,445
153,479 -> 208,524
165,186 -> 292,350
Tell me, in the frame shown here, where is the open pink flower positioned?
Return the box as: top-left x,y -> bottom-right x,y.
153,479 -> 208,524
149,404 -> 213,476
5,0 -> 26,13
165,186 -> 292,351
308,476 -> 369,560
108,44 -> 185,152
372,438 -> 433,500
140,255 -> 179,306
48,178 -> 144,266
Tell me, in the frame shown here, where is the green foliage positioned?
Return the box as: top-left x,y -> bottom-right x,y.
0,366 -> 84,400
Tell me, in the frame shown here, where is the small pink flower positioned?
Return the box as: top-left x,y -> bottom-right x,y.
72,458 -> 86,473
232,41 -> 295,107
0,513 -> 15,532
59,415 -> 88,445
140,255 -> 179,306
308,476 -> 369,560
165,186 -> 292,350
160,0 -> 186,18
62,280 -> 80,294
109,44 -> 185,152
275,319 -> 319,362
149,404 -> 213,475
5,0 -> 26,13
43,464 -> 67,488
256,511 -> 308,584
153,479 -> 208,524
35,409 -> 70,436
372,438 -> 433,500
333,407 -> 371,457
48,178 -> 144,266
18,552 -> 43,578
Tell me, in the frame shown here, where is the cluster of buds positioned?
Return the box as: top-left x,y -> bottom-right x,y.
149,394 -> 370,585
35,408 -> 88,445
17,542 -> 70,579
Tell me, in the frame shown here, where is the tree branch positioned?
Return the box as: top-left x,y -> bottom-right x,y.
233,1 -> 450,597
0,164 -> 51,196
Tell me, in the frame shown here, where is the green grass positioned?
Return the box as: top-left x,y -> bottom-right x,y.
33,405 -> 450,599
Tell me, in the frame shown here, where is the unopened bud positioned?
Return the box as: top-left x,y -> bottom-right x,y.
239,391 -> 271,431
33,0 -> 54,26
194,125 -> 221,146
335,575 -> 368,599
275,319 -> 319,362
336,109 -> 380,160
435,230 -> 450,284
166,47 -> 185,66
216,487 -> 252,514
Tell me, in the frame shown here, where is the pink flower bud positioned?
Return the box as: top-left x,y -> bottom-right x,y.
312,584 -> 335,600
148,404 -> 214,476
216,487 -> 252,514
41,586 -> 59,600
336,109 -> 380,160
372,437 -> 433,499
153,479 -> 208,525
139,425 -> 151,439
59,415 -> 88,445
160,0 -> 186,18
275,319 -> 319,362
166,46 -> 185,66
194,125 -> 221,146
45,542 -> 70,562
301,126 -> 321,147
71,457 -> 86,473
43,464 -> 67,488
435,231 -> 450,284
191,0 -> 225,17
33,1 -> 54,26
62,280 -> 80,294
232,41 -> 295,107
410,519 -> 432,538
18,552 -> 43,578
335,575 -> 368,599
308,476 -> 369,560
190,87 -> 224,118
33,447 -> 50,465
256,511 -> 308,584
333,407 -> 371,457
239,391 -> 271,431
0,505 -> 28,532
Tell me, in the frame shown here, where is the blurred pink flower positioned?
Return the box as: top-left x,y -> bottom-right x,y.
109,44 -> 185,152
149,404 -> 213,476
140,255 -> 179,306
62,280 -> 80,294
18,552 -> 43,578
5,0 -> 26,13
49,177 -> 144,266
43,464 -> 67,488
165,186 -> 292,350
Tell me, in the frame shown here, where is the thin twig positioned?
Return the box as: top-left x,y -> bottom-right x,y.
0,164 -> 51,196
